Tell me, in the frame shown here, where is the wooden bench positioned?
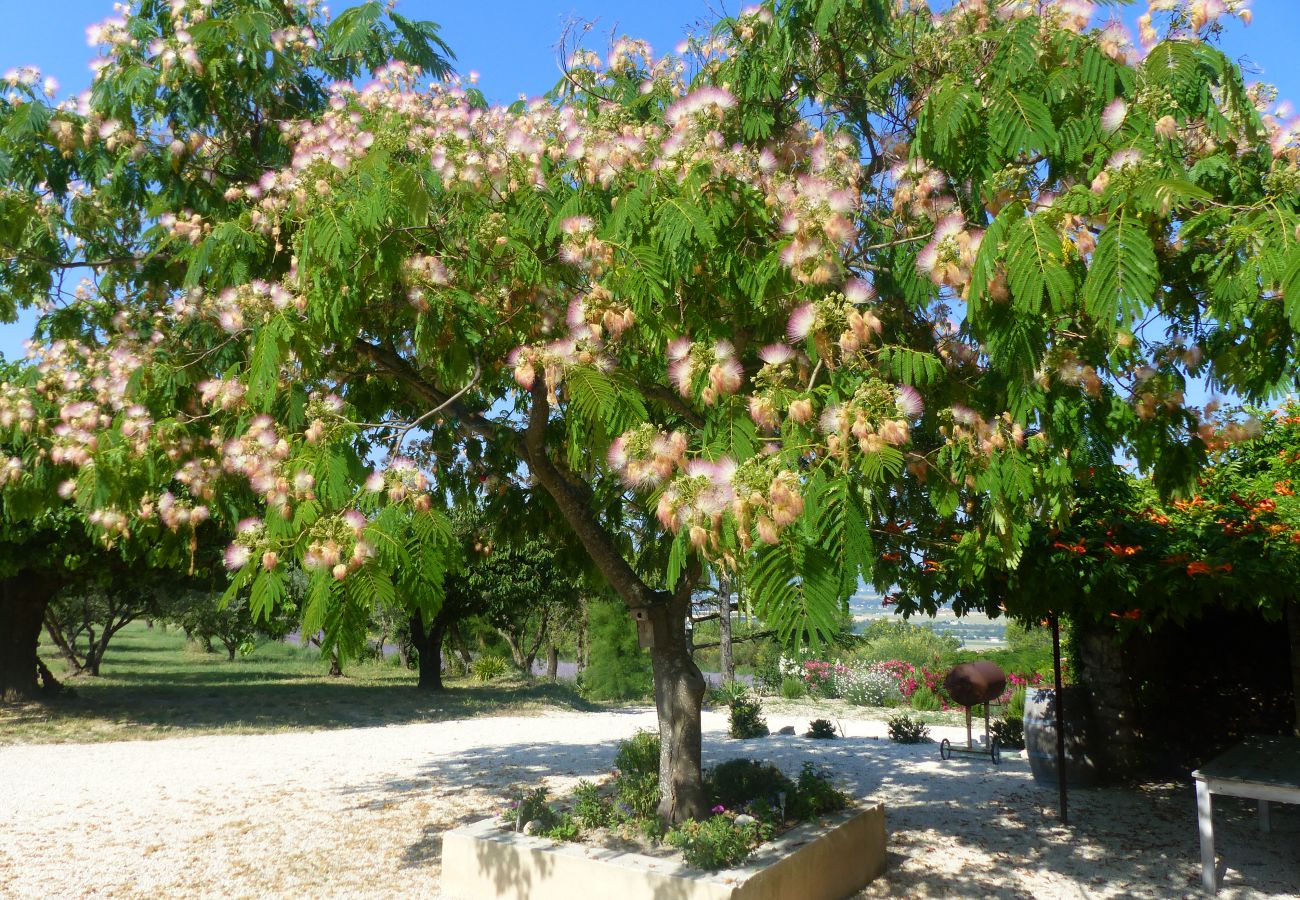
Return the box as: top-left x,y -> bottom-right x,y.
1191,735 -> 1300,894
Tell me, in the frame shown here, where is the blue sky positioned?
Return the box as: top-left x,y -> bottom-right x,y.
1,0 -> 1298,362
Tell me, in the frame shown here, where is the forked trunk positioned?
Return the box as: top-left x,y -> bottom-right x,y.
647,597 -> 708,824
1,576 -> 60,702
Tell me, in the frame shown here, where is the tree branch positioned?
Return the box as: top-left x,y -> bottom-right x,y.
525,381 -> 663,608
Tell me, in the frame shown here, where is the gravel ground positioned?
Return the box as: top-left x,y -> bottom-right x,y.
1,707 -> 1296,899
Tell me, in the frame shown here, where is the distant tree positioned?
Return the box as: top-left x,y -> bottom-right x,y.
43,585 -> 159,676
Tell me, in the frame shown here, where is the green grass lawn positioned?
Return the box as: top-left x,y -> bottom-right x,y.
1,621 -> 601,745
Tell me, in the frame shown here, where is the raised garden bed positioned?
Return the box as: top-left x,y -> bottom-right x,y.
441,801 -> 886,900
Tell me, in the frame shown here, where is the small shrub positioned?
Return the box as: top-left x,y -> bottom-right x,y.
805,718 -> 838,739
991,716 -> 1025,750
666,815 -> 757,870
613,730 -> 662,819
471,654 -> 508,681
790,762 -> 848,817
615,772 -> 660,820
711,680 -> 750,707
779,676 -> 808,699
707,758 -> 794,810
614,730 -> 661,777
887,713 -> 931,744
727,695 -> 769,739
835,666 -> 903,706
572,780 -> 614,828
752,661 -> 783,696
638,815 -> 666,843
910,686 -> 942,711
1006,685 -> 1027,719
503,787 -> 559,831
539,814 -> 581,841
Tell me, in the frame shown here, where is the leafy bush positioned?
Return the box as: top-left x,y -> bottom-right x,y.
581,599 -> 654,700
910,686 -> 942,711
707,758 -> 794,810
752,659 -> 783,696
613,731 -> 661,819
503,787 -> 560,831
855,619 -> 960,667
572,780 -> 614,828
779,676 -> 808,699
1006,685 -> 1027,719
991,716 -> 1025,750
790,762 -> 848,817
614,730 -> 661,777
710,680 -> 750,707
666,815 -> 757,871
540,814 -> 581,841
887,714 -> 931,744
805,718 -> 837,739
616,774 -> 660,820
727,695 -> 769,739
471,654 -> 508,681
835,666 -> 903,706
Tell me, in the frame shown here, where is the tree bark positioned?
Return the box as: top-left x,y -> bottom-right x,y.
410,611 -> 445,691
647,594 -> 708,823
42,611 -> 87,676
450,622 -> 473,670
719,585 -> 735,685
546,645 -> 559,682
519,384 -> 707,823
1288,600 -> 1300,738
328,649 -> 343,677
1,576 -> 60,702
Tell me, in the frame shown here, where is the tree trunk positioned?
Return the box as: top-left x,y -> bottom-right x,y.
546,645 -> 558,682
410,611 -> 445,691
226,643 -> 238,662
577,598 -> 588,675
328,649 -> 343,677
1289,600 -> 1300,738
450,622 -> 473,669
1,576 -> 60,702
500,631 -> 526,671
719,588 -> 735,685
647,596 -> 708,824
518,383 -> 707,823
42,612 -> 86,676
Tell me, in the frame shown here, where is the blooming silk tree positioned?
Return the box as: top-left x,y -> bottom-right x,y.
709,0 -> 1300,618
0,0 -> 454,700
182,1 -> 1295,819
4,0 -> 1299,821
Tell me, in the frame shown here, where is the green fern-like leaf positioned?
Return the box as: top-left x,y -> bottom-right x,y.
1083,210 -> 1158,328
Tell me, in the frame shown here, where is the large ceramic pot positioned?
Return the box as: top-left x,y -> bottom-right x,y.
1024,686 -> 1100,787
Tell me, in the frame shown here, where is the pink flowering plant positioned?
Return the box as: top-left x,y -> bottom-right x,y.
3,0 -> 1298,822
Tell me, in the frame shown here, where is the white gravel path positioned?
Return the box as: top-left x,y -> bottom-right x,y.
1,708 -> 1296,899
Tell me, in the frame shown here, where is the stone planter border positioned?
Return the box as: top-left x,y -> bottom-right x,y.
441,802 -> 887,900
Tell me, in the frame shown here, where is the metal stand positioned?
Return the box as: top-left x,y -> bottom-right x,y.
939,701 -> 1001,765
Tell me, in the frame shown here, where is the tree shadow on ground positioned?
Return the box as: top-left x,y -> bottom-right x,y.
368,728 -> 1298,898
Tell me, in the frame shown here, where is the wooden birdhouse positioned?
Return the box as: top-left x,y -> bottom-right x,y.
629,607 -> 654,648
